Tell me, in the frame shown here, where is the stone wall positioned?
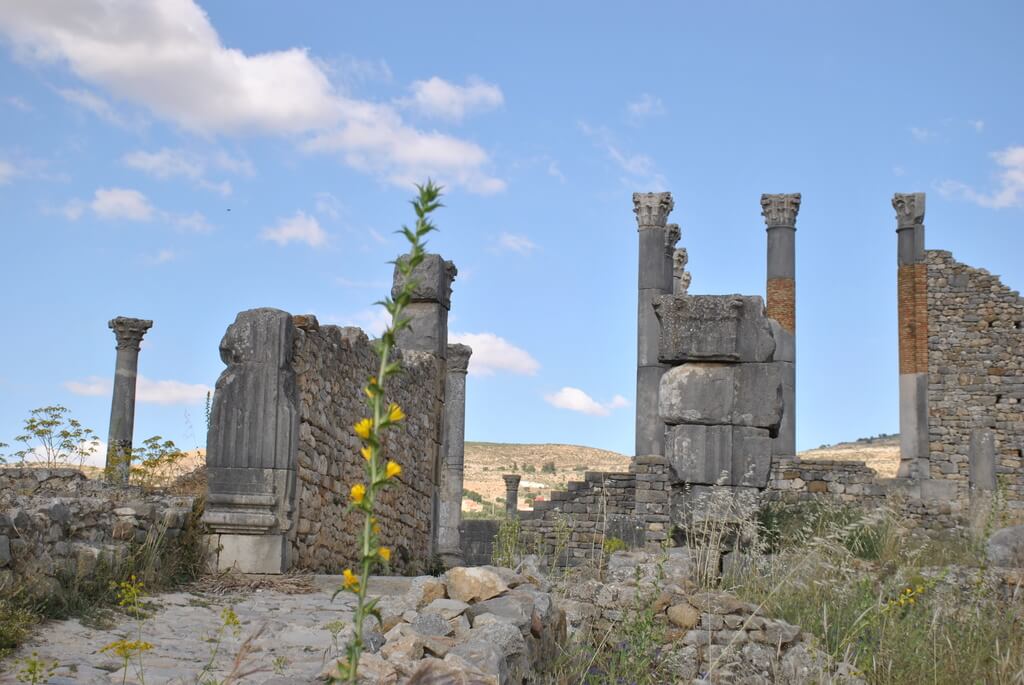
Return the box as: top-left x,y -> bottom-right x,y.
926,249 -> 1024,515
290,317 -> 444,573
0,467 -> 197,591
766,458 -> 886,506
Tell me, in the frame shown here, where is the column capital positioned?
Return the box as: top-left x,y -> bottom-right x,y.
892,192 -> 926,230
392,253 -> 457,309
673,247 -> 689,273
633,192 -> 674,230
446,343 -> 472,374
502,474 -> 521,488
108,317 -> 152,351
665,223 -> 681,255
760,193 -> 801,228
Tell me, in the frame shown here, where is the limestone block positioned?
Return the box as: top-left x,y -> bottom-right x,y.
732,364 -> 784,432
732,427 -> 773,487
659,363 -> 735,425
211,533 -> 287,574
654,295 -> 776,364
392,253 -> 457,308
666,424 -> 732,485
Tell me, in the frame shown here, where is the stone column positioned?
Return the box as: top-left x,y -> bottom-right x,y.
438,343 -> 472,567
634,192 -> 675,457
105,317 -> 152,483
761,194 -> 801,458
503,474 -> 521,517
893,192 -> 929,479
392,253 -> 457,555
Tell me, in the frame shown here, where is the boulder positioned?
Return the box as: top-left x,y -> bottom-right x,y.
445,567 -> 510,603
987,525 -> 1024,568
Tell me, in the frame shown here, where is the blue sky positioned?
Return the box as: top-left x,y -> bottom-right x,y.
1,1 -> 1022,462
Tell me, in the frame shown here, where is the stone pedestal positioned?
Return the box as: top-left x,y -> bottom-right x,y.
761,194 -> 801,459
634,192 -> 677,457
503,474 -> 521,517
893,193 -> 929,479
438,343 -> 472,567
105,317 -> 152,483
202,308 -> 299,574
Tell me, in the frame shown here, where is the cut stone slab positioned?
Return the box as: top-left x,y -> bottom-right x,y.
666,424 -> 732,485
654,295 -> 776,364
659,363 -> 735,425
445,567 -> 509,603
731,426 -> 773,488
732,363 -> 784,432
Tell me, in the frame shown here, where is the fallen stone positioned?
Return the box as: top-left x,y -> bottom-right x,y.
445,567 -> 509,603
423,597 -> 470,620
667,602 -> 700,629
987,525 -> 1024,568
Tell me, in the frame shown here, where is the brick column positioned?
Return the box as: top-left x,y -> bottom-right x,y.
761,193 -> 801,458
634,192 -> 676,457
503,474 -> 521,517
893,192 -> 929,479
105,317 -> 152,483
438,343 -> 472,567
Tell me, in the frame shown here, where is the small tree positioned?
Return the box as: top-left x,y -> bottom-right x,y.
131,436 -> 188,488
10,405 -> 99,467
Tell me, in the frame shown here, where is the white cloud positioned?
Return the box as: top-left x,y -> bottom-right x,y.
174,211 -> 213,232
892,165 -> 906,177
90,187 -> 153,221
579,121 -> 667,190
122,148 -> 245,195
152,249 -> 176,264
496,233 -> 537,255
315,191 -> 342,219
404,76 -> 504,122
66,375 -> 210,405
448,332 -> 540,377
0,1 -> 503,193
969,119 -> 985,132
547,160 -> 566,183
627,93 -> 665,121
938,146 -> 1024,209
56,87 -> 142,129
544,387 -> 628,417
262,211 -> 327,247
910,127 -> 933,142
4,95 -> 31,111
0,160 -> 13,184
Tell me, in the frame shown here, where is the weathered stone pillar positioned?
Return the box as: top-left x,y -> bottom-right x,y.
893,192 -> 929,479
438,343 -> 472,567
673,248 -> 691,295
202,308 -> 299,574
761,194 -> 801,458
392,253 -> 456,555
105,317 -> 152,483
503,474 -> 521,517
634,192 -> 676,457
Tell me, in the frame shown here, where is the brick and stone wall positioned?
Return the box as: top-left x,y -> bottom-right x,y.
0,468 -> 197,591
925,249 -> 1024,514
289,317 -> 444,573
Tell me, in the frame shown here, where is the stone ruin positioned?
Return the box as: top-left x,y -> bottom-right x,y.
2,189 -> 1022,586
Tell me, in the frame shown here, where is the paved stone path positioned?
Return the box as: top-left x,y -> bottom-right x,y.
1,576 -> 412,685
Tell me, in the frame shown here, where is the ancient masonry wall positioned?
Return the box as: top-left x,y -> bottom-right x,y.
926,249 -> 1024,514
766,459 -> 886,506
290,317 -> 445,573
0,468 -> 197,591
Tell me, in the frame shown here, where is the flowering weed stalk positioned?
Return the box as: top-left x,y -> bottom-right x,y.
330,181 -> 442,684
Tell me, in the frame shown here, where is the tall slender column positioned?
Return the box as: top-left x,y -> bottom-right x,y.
106,317 -> 152,483
438,343 -> 472,567
503,474 -> 521,517
893,192 -> 929,479
634,192 -> 675,457
762,194 -> 801,458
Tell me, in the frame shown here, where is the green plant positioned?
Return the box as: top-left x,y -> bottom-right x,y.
542,460 -> 557,474
602,537 -> 627,555
15,651 -> 58,684
130,436 -> 188,489
100,575 -> 152,685
7,405 -> 99,467
522,464 -> 536,473
492,514 -> 523,568
329,181 -> 441,684
196,606 -> 242,683
0,600 -> 37,659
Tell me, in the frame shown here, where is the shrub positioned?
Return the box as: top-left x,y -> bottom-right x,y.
542,461 -> 557,474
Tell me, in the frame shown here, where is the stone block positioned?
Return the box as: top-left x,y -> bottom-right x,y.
666,424 -> 732,485
732,363 -> 784,432
392,253 -> 456,308
659,363 -> 735,425
731,427 -> 772,488
654,295 -> 775,364
210,533 -> 287,574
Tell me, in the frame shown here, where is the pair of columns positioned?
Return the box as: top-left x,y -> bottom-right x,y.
633,192 -> 801,458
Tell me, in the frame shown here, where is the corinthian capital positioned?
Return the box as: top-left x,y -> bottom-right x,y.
664,223 -> 681,254
892,192 -> 926,230
760,193 -> 802,228
633,192 -> 674,230
108,317 -> 153,351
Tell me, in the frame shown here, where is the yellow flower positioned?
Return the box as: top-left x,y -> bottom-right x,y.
360,446 -> 372,461
385,461 -> 402,480
378,546 -> 391,562
342,568 -> 359,590
350,483 -> 366,504
354,418 -> 372,440
387,403 -> 405,422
